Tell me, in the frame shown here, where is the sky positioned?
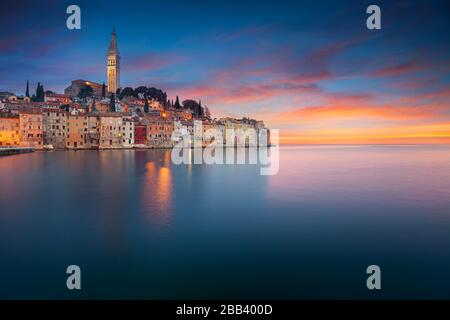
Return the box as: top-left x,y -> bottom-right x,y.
0,0 -> 449,144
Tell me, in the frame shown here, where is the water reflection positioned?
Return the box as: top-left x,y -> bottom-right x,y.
141,152 -> 173,226
268,145 -> 450,209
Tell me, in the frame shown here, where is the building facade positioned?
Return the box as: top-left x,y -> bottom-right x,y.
66,113 -> 86,149
134,121 -> 147,146
0,116 -> 20,147
121,117 -> 134,148
85,115 -> 100,149
100,114 -> 122,149
42,109 -> 67,149
19,110 -> 43,149
64,79 -> 103,97
146,116 -> 174,147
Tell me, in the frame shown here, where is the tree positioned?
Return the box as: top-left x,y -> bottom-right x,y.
144,99 -> 149,113
147,87 -> 167,103
101,83 -> 106,99
25,80 -> 29,97
182,99 -> 199,112
174,96 -> 181,109
78,85 -> 93,101
34,82 -> 45,102
110,93 -> 116,112
120,87 -> 135,99
198,100 -> 204,118
134,86 -> 148,98
205,106 -> 211,119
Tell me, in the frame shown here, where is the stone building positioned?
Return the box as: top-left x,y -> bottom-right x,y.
99,113 -> 123,149
121,117 -> 134,148
19,109 -> 43,149
85,114 -> 100,149
64,79 -> 103,97
42,109 -> 67,149
145,115 -> 174,148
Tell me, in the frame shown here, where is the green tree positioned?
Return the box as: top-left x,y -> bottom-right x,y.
25,80 -> 29,97
34,83 -> 45,102
144,99 -> 149,113
102,83 -> 106,99
174,96 -> 181,109
120,87 -> 135,99
147,87 -> 167,103
134,86 -> 148,98
78,85 -> 93,101
110,93 -> 116,112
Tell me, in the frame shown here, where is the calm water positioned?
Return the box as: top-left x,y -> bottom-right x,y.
1,145 -> 450,299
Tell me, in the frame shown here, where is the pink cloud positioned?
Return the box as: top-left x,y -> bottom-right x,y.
124,52 -> 185,72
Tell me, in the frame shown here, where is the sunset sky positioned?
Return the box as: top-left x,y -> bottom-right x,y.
1,0 -> 449,144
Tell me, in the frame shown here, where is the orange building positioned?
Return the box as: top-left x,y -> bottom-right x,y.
145,114 -> 174,147
66,113 -> 87,149
0,116 -> 20,147
19,109 -> 44,149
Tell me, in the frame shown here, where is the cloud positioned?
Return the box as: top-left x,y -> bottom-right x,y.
124,52 -> 185,73
371,61 -> 427,77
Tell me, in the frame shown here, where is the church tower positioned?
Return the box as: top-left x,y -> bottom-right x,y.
107,27 -> 120,94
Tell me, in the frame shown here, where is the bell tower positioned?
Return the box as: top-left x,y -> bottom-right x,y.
107,27 -> 120,94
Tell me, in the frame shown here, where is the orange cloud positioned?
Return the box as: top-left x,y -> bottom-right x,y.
279,122 -> 450,145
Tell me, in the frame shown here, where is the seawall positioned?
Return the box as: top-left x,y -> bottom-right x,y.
0,147 -> 35,156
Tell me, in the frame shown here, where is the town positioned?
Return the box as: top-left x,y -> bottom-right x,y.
0,28 -> 269,151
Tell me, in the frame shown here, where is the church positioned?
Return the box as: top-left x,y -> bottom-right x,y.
65,28 -> 120,97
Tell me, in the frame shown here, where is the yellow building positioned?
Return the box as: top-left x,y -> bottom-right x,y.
0,116 -> 20,147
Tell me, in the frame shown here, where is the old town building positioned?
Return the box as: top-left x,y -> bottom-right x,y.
85,114 -> 101,149
121,117 -> 134,148
99,113 -> 123,149
19,109 -> 44,149
42,109 -> 67,149
134,121 -> 147,146
66,113 -> 87,149
0,116 -> 20,147
145,115 -> 174,147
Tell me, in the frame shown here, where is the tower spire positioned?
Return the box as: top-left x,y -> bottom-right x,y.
108,27 -> 118,54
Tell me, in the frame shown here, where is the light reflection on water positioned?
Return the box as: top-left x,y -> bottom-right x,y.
0,145 -> 449,299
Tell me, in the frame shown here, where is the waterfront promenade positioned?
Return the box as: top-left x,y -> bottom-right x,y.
0,147 -> 34,156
